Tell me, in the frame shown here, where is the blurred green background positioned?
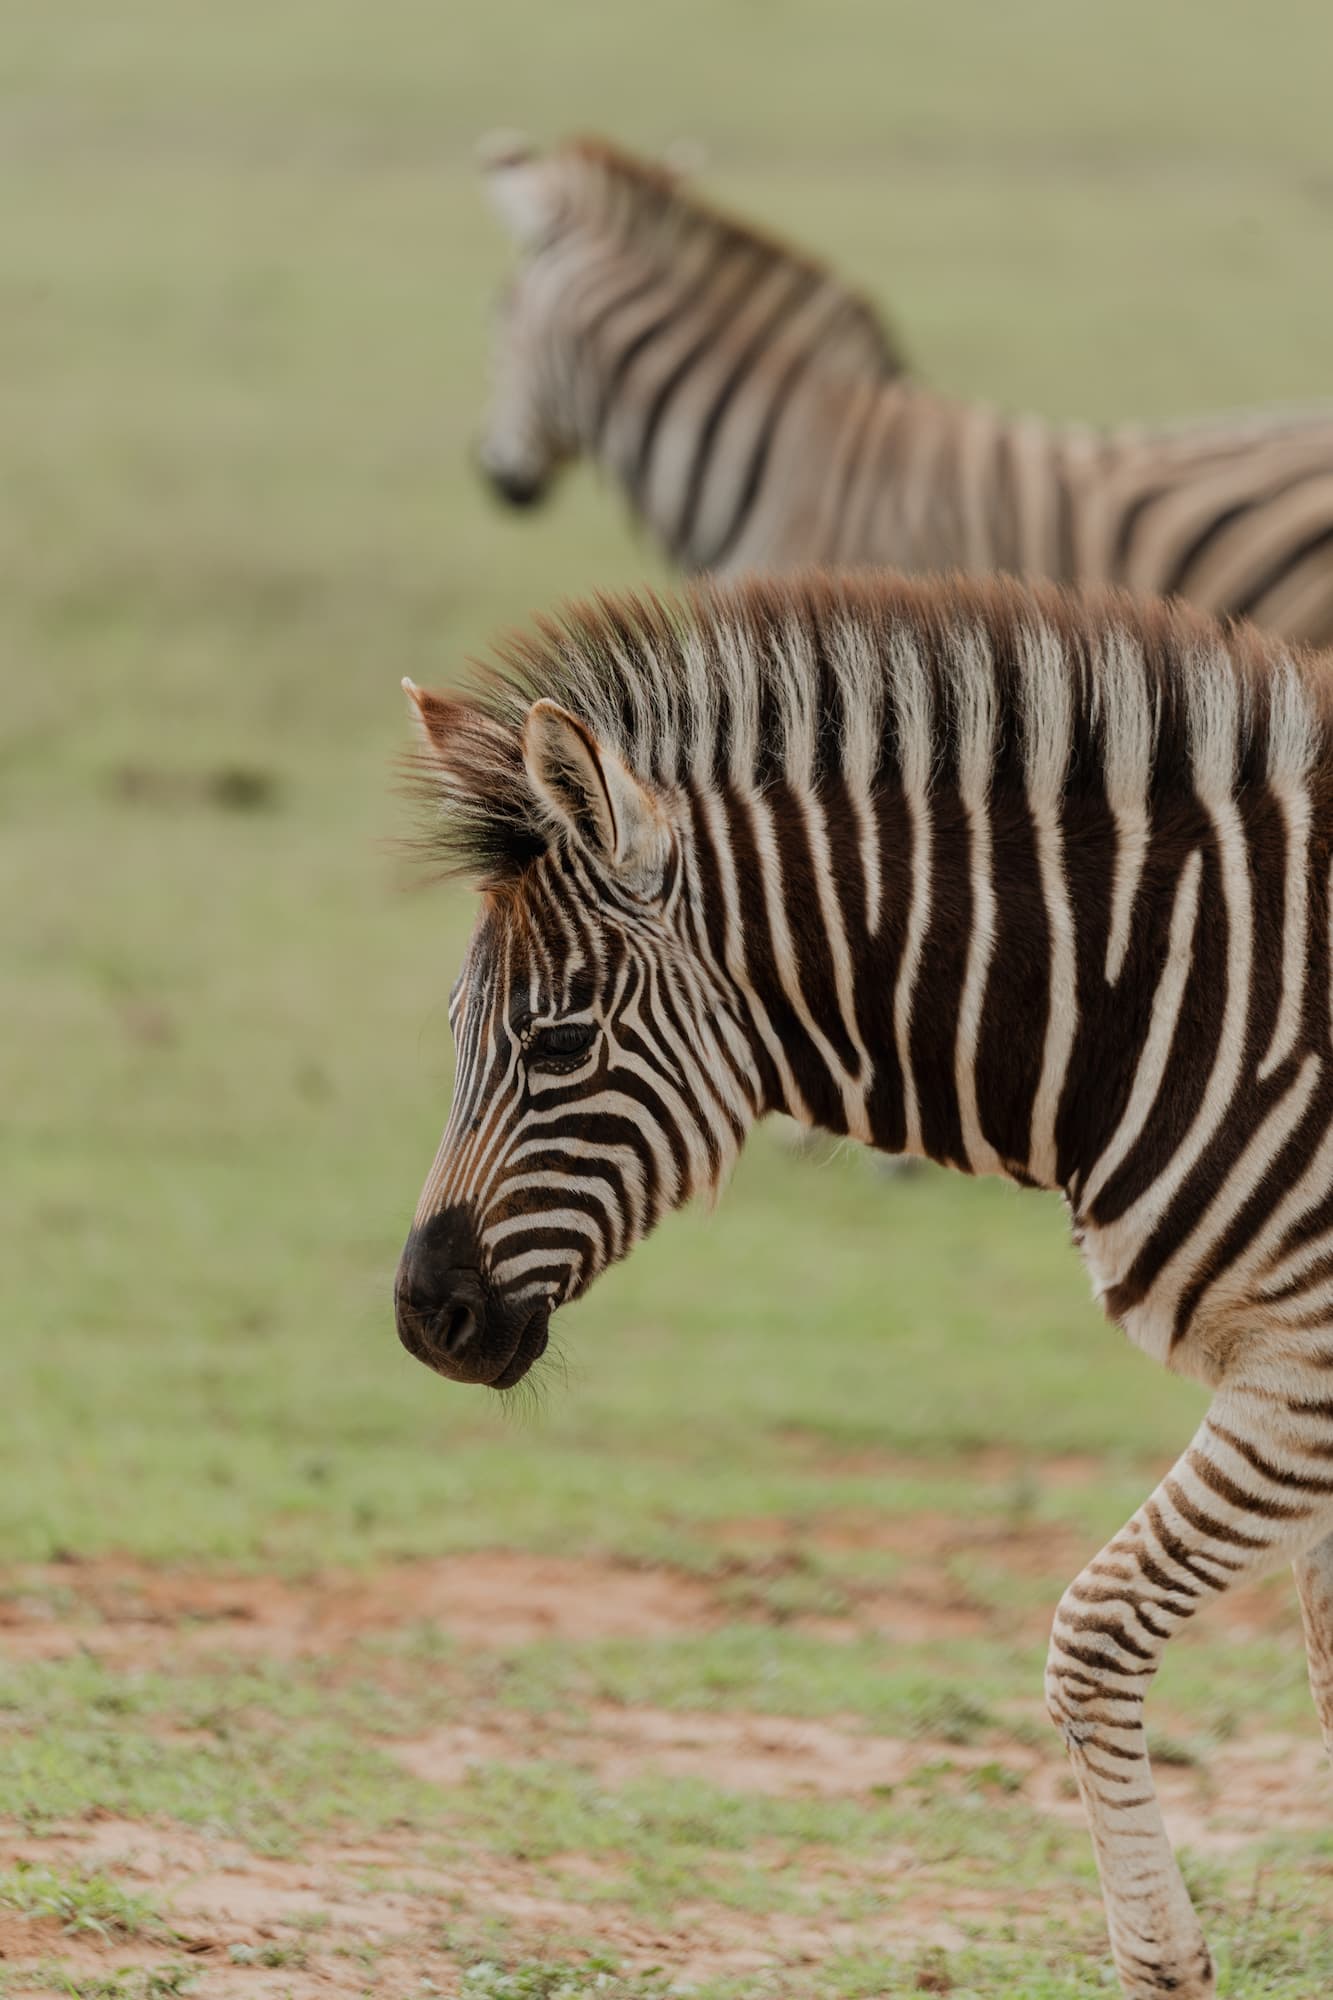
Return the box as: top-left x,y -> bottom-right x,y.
14,0 -> 1333,1561
4,5 -> 1333,1994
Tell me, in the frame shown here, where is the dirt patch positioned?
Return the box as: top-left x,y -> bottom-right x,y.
0,1901 -> 210,2000
709,1505 -> 1306,1641
629,1897 -> 977,1976
3,1822 -> 448,1998
392,1704 -> 1044,1799
0,1533 -> 1319,1992
387,1699 -> 1328,1861
0,1550 -> 721,1663
4,1694 -> 1325,1998
713,1503 -> 1087,1580
711,1506 -> 1079,1646
0,1815 -> 1071,1996
0,1908 -> 81,1975
0,1535 -> 1043,1664
11,1712 -> 1309,2000
2,1516 -> 1304,1671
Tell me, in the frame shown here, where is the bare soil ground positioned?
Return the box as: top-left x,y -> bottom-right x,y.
1,1488 -> 1300,1669
0,1531 -> 1322,1997
0,1813 -> 1014,1997
0,1550 -> 722,1665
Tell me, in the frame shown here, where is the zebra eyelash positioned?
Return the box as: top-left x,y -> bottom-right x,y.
523,1019 -> 599,1070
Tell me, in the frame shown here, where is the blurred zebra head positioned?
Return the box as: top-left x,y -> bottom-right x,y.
473,132 -> 621,511
395,656 -> 759,1390
472,132 -> 902,551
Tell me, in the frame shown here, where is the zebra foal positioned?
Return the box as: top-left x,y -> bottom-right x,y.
476,133 -> 1333,646
395,568 -> 1333,1998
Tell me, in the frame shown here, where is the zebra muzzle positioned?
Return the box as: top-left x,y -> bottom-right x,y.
394,1210 -> 550,1387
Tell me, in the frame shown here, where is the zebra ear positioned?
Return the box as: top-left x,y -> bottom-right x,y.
403,678 -> 522,808
523,700 -> 668,889
477,132 -> 559,246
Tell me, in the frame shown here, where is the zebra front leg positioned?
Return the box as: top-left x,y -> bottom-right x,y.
1045,1385 -> 1333,2000
1294,1527 -> 1333,1757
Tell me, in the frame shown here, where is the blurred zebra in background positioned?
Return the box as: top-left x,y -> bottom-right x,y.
476,133 -> 1333,647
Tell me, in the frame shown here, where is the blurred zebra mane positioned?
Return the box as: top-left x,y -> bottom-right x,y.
559,136 -> 905,378
410,569 -> 1327,888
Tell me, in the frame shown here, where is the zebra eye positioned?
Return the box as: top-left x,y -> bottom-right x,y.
527,1020 -> 597,1069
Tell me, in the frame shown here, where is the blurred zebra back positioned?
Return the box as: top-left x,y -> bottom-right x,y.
476,133 -> 1333,648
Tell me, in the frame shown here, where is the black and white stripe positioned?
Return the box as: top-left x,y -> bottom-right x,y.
477,135 -> 1333,647
400,568 -> 1333,1998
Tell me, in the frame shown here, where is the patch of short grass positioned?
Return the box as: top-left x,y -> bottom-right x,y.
456,1598 -> 1318,1750
442,1758 -> 1071,1917
478,1626 -> 1015,1741
0,1637 -> 1325,1995
43,1973 -> 199,2000
459,1955 -> 677,1999
0,1863 -> 161,1942
0,1654 -> 432,1851
441,1877 -> 1333,2000
225,1939 -> 308,1969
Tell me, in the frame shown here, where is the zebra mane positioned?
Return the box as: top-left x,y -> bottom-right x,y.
558,135 -> 905,379
413,569 -> 1327,889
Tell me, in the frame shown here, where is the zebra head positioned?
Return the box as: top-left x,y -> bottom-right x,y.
474,134 -> 589,510
472,134 -> 907,571
395,675 -> 757,1389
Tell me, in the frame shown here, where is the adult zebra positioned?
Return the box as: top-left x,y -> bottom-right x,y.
475,133 -> 1333,647
396,567 -> 1333,2000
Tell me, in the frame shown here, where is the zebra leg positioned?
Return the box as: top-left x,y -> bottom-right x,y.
1294,1528 -> 1333,1757
1045,1384 -> 1333,2000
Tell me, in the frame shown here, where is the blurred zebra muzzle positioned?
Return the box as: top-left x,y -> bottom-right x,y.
474,443 -> 550,510
484,465 -> 548,509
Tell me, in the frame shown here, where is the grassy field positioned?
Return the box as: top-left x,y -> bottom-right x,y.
5,2 -> 1333,1994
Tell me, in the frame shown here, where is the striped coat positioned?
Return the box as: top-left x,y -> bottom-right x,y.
477,135 -> 1333,646
397,568 -> 1333,1998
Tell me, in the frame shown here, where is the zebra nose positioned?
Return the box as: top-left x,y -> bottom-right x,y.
394,1209 -> 493,1381
475,442 -> 548,509
437,1289 -> 479,1359
395,1258 -> 489,1376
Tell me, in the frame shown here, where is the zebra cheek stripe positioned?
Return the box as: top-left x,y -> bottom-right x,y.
401,566 -> 1333,2000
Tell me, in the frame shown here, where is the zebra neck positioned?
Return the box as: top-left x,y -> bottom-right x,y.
695,759 -> 1325,1214
579,277 -> 902,574
697,773 -> 1077,1179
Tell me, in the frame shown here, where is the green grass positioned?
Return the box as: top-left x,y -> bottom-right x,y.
0,1147 -> 1201,1566
459,1961 -> 677,2000
0,1864 -> 161,1942
5,2 -> 1333,1994
0,1653 -> 434,1852
446,1901 -> 1333,2000
1,1630 -> 1324,1991
17,1974 -> 201,2000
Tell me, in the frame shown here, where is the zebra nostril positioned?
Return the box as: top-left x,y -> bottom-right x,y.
439,1299 -> 479,1357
